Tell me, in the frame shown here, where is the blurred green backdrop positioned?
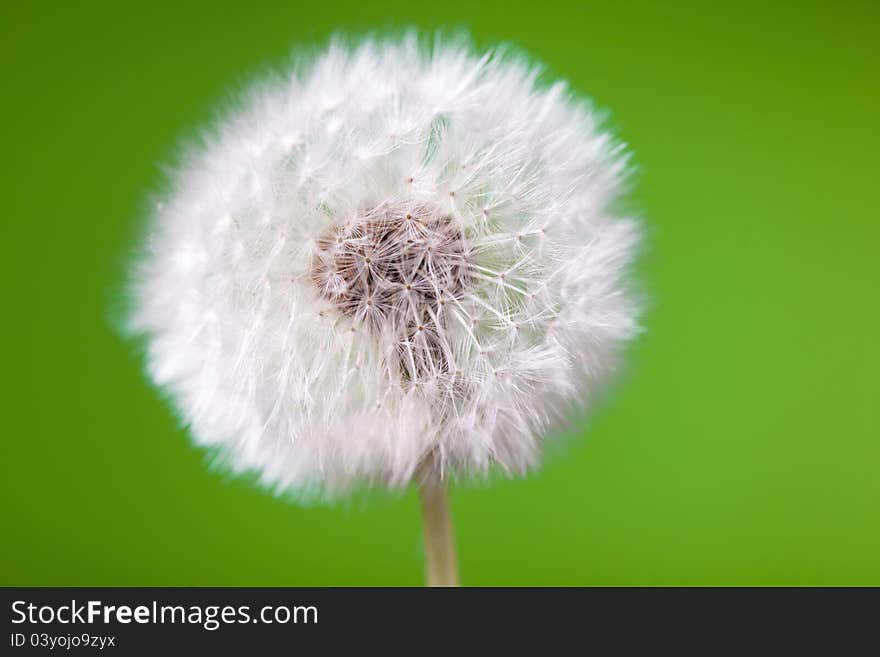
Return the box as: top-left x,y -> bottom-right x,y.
2,0 -> 877,585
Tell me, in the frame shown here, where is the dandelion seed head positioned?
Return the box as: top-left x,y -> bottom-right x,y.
129,34 -> 642,498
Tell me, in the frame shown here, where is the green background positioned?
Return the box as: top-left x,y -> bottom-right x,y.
2,1 -> 877,585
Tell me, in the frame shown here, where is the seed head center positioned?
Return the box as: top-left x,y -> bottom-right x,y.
311,205 -> 469,350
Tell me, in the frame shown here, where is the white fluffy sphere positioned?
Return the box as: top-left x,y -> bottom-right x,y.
130,35 -> 641,498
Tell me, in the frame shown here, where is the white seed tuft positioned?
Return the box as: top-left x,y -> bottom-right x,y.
129,35 -> 643,498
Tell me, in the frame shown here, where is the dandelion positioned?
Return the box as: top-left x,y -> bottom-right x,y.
129,35 -> 642,585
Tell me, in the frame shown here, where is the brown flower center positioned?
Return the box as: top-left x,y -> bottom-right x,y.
311,204 -> 469,381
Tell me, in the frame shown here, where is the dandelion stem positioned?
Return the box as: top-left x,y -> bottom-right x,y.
418,473 -> 459,587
